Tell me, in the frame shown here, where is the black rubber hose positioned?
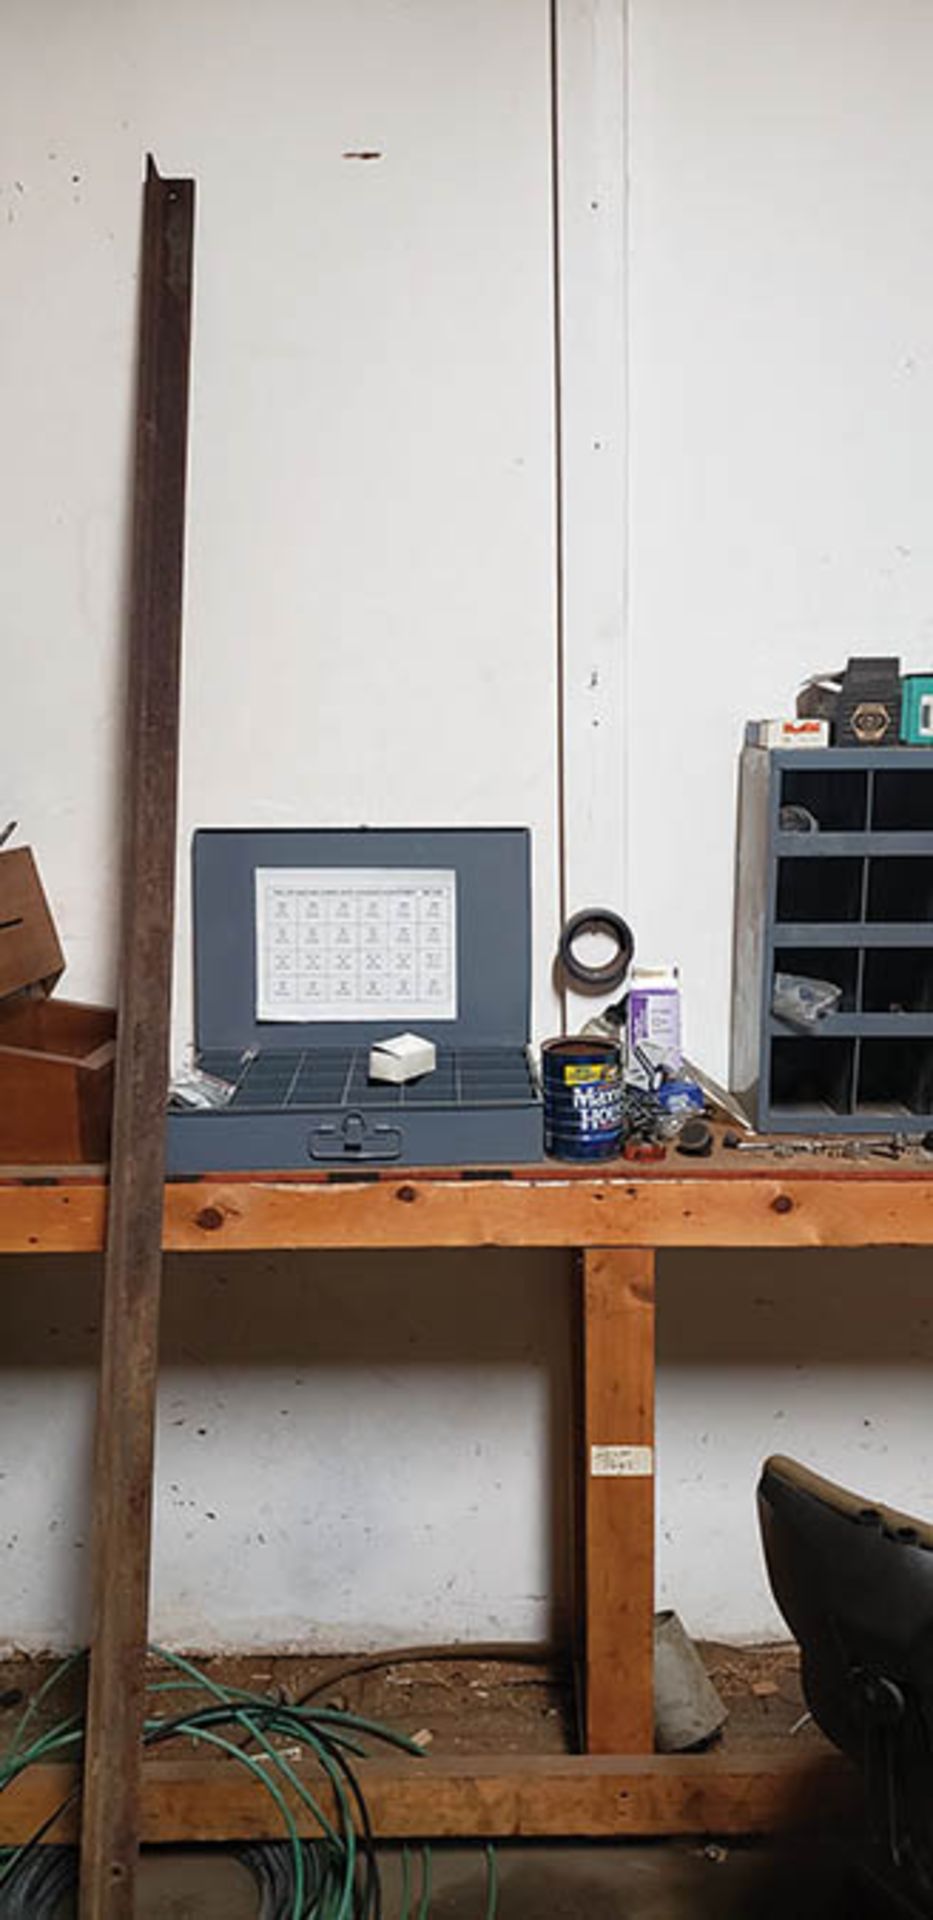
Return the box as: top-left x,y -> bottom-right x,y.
558,908 -> 634,992
0,1845 -> 77,1917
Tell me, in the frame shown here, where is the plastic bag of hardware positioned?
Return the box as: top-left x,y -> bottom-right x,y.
772,972 -> 842,1031
168,1064 -> 237,1110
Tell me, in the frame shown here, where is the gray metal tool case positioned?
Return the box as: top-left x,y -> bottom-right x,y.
166,827 -> 543,1172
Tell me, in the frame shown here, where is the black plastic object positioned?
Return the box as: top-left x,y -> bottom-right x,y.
676,1118 -> 713,1157
797,671 -> 843,724
558,908 -> 634,992
759,1454 -> 933,1912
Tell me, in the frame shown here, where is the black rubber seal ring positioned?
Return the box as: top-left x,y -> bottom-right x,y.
559,908 -> 634,992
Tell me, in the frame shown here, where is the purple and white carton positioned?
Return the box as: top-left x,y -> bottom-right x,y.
626,966 -> 682,1089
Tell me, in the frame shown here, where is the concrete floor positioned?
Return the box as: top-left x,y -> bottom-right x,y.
103,1838 -> 890,1917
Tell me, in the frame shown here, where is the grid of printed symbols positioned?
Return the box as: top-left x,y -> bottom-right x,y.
265,879 -> 453,1010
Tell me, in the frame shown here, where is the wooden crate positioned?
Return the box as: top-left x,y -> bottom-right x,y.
0,847 -> 63,999
0,849 -> 114,1163
0,996 -> 115,1163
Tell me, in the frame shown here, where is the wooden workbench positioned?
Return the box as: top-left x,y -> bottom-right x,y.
2,1148 -> 917,1847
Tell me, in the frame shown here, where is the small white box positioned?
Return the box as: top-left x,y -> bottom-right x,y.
368,1032 -> 437,1084
747,718 -> 830,749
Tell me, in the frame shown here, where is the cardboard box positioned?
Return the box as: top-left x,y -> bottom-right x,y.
626,965 -> 682,1089
746,718 -> 830,749
0,848 -> 115,1163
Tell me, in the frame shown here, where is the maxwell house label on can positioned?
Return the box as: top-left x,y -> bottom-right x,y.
541,1037 -> 623,1160
570,1076 -> 623,1136
563,1061 -> 619,1085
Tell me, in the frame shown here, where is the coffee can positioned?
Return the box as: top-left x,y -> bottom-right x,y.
541,1036 -> 624,1161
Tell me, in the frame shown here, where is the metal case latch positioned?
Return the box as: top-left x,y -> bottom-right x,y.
308,1112 -> 403,1162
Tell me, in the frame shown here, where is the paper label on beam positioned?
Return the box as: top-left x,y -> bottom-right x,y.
590,1444 -> 653,1478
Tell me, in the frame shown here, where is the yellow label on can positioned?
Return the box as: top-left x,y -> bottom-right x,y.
564,1062 -> 619,1085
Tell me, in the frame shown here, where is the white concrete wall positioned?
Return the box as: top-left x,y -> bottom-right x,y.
3,0 -> 933,1652
626,0 -> 933,1636
627,0 -> 933,1075
1,0 -> 567,1654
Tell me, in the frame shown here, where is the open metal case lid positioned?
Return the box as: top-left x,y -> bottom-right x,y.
191,827 -> 532,1053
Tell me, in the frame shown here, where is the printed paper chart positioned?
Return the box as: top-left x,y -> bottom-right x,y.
255,868 -> 457,1022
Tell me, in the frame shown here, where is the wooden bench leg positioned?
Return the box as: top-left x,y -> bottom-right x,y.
583,1246 -> 656,1753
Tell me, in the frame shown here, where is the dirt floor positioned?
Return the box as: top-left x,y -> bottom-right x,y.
0,1639 -> 821,1760
2,1645 -> 872,1916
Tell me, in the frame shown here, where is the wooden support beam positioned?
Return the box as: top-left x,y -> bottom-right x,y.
583,1248 -> 655,1752
152,1167 -> 933,1252
0,1750 -> 857,1845
3,1166 -> 933,1257
79,159 -> 195,1920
